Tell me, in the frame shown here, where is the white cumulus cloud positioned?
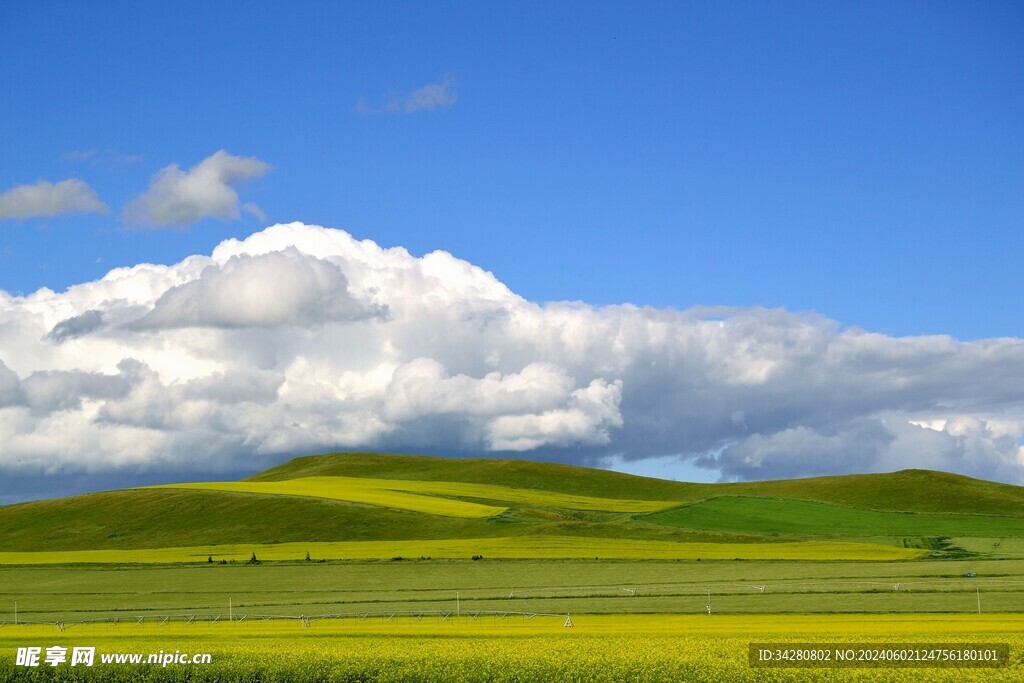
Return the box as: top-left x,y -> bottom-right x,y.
131,249 -> 387,329
123,150 -> 270,227
0,179 -> 108,220
1,222 -> 1023,491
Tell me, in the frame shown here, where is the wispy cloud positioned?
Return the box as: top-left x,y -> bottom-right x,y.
404,76 -> 458,112
357,75 -> 458,115
123,150 -> 270,228
61,150 -> 98,162
242,201 -> 267,221
61,148 -> 142,166
0,179 -> 109,221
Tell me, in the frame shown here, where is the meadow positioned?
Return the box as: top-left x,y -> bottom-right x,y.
0,558 -> 1014,624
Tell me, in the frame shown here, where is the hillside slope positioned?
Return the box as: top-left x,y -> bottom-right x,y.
249,452 -> 1024,516
1,452 -> 1022,555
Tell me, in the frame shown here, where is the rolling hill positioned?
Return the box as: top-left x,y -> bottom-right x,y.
251,452 -> 1024,516
0,451 -> 1021,562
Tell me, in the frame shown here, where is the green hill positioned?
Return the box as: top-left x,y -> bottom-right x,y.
247,451 -> 691,500
0,452 -> 1021,559
251,452 -> 1024,517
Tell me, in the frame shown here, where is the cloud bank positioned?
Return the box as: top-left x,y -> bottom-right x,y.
1,222 -> 1023,488
123,151 -> 270,227
0,179 -> 108,220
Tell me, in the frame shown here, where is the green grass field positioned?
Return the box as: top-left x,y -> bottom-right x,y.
0,557 -> 1008,624
643,496 -> 1024,538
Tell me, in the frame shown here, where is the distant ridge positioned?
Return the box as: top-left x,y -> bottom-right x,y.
0,451 -> 1022,555
250,452 -> 1024,516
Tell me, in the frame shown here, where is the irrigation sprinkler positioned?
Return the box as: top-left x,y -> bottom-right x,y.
706,588 -> 712,615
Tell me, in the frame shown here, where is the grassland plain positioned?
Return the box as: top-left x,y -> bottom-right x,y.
1,616 -> 1021,682
0,559 -> 1015,623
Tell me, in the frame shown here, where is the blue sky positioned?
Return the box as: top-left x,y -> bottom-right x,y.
1,2 -> 1023,499
2,1 -> 1021,338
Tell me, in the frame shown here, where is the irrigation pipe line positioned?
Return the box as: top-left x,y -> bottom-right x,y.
0,609 -> 571,630
6,580 -> 1016,627
503,578 -> 1023,597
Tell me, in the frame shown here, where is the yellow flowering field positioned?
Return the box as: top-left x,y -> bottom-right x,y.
1,614 -> 1019,681
147,478 -> 508,518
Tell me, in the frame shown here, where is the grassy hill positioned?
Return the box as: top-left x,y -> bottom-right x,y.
0,451 -> 1022,560
250,452 -> 1024,517
247,452 -> 691,500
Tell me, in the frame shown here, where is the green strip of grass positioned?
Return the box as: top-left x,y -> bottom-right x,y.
0,536 -> 923,565
643,496 -> 1024,537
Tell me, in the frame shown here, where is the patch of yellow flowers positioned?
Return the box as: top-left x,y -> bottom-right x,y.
1,615 -> 1020,681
